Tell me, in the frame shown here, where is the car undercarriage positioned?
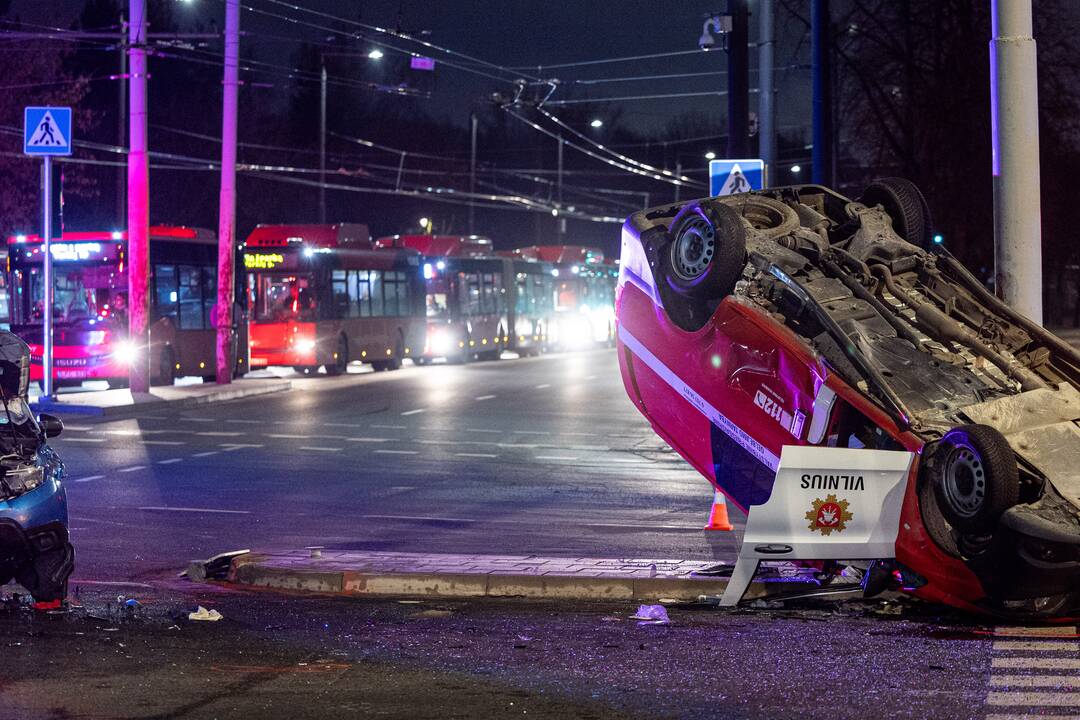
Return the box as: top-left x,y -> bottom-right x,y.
619,181 -> 1080,617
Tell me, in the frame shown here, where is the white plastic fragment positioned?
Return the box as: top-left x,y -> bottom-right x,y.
629,604 -> 670,624
188,606 -> 223,622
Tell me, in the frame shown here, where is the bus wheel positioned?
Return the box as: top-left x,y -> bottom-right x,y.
154,347 -> 176,387
324,336 -> 348,376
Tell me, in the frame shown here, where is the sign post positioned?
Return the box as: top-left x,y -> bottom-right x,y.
24,107 -> 73,402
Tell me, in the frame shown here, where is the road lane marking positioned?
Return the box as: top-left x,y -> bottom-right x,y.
138,506 -> 250,515
986,691 -> 1080,707
401,409 -> 425,416
992,658 -> 1080,670
466,428 -> 501,433
118,466 -> 145,473
373,424 -> 407,429
266,433 -> 310,439
140,440 -> 186,446
496,443 -> 538,449
475,395 -> 496,401
993,641 -> 1079,652
192,451 -> 220,458
374,449 -> 419,455
346,437 -> 390,443
73,475 -> 104,483
196,431 -> 245,437
418,439 -> 454,445
219,443 -> 265,451
536,455 -> 578,461
991,675 -> 1080,688
62,425 -> 93,431
180,418 -> 216,423
225,419 -> 261,424
363,514 -> 476,523
455,452 -> 497,458
61,437 -> 105,443
534,384 -> 550,389
299,446 -> 342,452
603,457 -> 648,463
324,422 -> 364,428
157,458 -> 183,465
516,430 -> 550,435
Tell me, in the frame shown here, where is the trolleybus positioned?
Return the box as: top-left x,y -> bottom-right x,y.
6,226 -> 242,387
244,224 -> 425,373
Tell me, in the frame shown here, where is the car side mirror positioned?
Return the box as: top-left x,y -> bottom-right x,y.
38,413 -> 63,438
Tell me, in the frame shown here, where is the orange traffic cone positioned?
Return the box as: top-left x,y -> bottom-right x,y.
704,488 -> 734,531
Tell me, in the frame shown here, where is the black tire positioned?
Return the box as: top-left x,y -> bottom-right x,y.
324,335 -> 348,376
929,424 -> 1019,534
663,199 -> 746,299
859,177 -> 933,250
154,346 -> 176,387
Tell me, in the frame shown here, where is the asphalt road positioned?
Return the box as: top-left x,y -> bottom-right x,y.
52,349 -> 731,583
8,349 -> 1076,719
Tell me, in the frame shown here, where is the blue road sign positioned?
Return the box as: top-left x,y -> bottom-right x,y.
24,107 -> 72,156
709,158 -> 765,196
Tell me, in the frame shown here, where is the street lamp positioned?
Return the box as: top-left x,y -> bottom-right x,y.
419,217 -> 432,233
790,164 -> 801,174
589,119 -> 603,128
367,49 -> 384,60
705,151 -> 716,160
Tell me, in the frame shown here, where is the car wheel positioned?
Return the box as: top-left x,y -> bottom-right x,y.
929,424 -> 1019,534
859,177 -> 933,250
663,199 -> 747,300
324,335 -> 348,376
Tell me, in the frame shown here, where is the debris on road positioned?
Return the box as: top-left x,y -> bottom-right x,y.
183,549 -> 250,582
188,606 -> 223,622
630,604 -> 670,625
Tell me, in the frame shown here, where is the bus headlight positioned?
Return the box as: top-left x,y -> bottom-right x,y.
113,341 -> 138,365
295,339 -> 316,353
430,330 -> 452,355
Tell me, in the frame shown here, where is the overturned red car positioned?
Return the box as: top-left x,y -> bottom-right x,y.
616,180 -> 1080,619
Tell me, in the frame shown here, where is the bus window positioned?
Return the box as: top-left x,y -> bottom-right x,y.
355,270 -> 372,317
370,271 -> 384,316
331,270 -> 348,319
255,274 -> 314,322
154,264 -> 178,322
202,267 -> 216,329
178,265 -> 204,329
461,272 -> 481,316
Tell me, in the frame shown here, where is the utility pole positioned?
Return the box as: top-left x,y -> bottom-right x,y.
991,0 -> 1042,324
127,0 -> 150,393
675,160 -> 683,202
216,0 -> 239,384
116,14 -> 127,228
469,112 -> 477,235
727,0 -> 750,158
556,135 -> 564,237
758,0 -> 775,182
319,63 -> 327,224
811,0 -> 834,186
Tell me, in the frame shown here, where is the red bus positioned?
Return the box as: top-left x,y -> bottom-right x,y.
244,224 -> 425,374
6,226 -> 243,387
502,245 -> 618,350
376,235 -> 555,363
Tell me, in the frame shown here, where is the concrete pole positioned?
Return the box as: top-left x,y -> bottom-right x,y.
319,63 -> 327,224
727,0 -> 750,158
216,0 -> 239,384
811,0 -> 833,186
127,0 -> 150,393
991,0 -> 1042,324
758,0 -> 775,183
116,16 -> 127,228
469,112 -> 477,235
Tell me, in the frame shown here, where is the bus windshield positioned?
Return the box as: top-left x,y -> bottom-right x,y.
425,276 -> 451,319
13,265 -> 128,325
253,273 -> 316,322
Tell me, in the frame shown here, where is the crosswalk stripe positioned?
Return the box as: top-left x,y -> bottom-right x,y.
993,641 -> 1079,652
992,658 -> 1080,670
986,691 -> 1080,707
991,675 -> 1080,688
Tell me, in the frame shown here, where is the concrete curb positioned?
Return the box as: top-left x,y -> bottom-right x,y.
31,380 -> 292,418
225,552 -> 768,603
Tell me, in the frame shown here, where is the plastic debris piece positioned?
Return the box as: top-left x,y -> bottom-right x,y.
124,598 -> 140,607
184,549 -> 250,582
629,604 -> 670,624
32,599 -> 62,612
188,606 -> 223,622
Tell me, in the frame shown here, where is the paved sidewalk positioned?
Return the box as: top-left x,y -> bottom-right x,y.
225,549 -> 762,602
30,377 -> 292,417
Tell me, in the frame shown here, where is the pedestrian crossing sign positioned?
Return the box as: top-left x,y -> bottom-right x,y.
709,158 -> 765,196
24,107 -> 72,156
